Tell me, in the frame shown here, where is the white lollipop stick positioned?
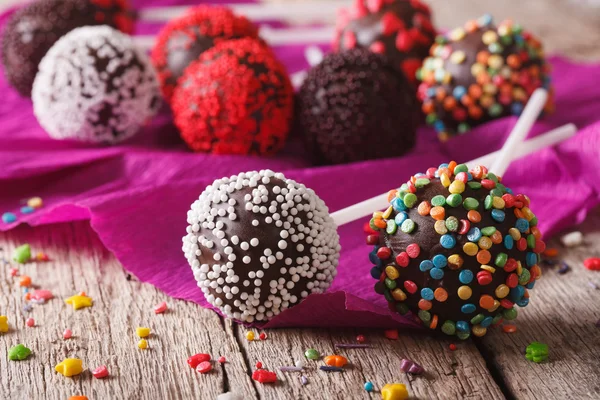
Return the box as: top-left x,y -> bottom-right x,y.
138,2 -> 349,22
491,88 -> 549,176
330,123 -> 577,227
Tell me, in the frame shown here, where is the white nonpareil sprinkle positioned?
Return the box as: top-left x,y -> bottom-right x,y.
216,392 -> 244,400
560,231 -> 583,248
32,26 -> 160,144
183,170 -> 340,323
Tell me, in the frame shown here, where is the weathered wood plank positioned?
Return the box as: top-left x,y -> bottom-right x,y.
0,223 -> 256,400
478,208 -> 600,400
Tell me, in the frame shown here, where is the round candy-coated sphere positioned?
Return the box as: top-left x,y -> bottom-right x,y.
182,170 -> 340,323
172,38 -> 294,155
334,0 -> 436,84
151,5 -> 259,102
367,162 -> 544,339
32,26 -> 161,144
296,49 -> 420,165
417,16 -> 553,141
1,0 -> 134,97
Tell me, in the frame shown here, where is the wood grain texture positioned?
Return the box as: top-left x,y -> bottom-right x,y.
478,208 -> 600,400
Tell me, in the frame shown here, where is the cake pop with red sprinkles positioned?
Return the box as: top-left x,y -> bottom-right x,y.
151,6 -> 259,102
417,15 -> 553,141
171,38 -> 294,156
296,48 -> 420,165
367,161 -> 545,339
333,0 -> 436,84
1,0 -> 134,97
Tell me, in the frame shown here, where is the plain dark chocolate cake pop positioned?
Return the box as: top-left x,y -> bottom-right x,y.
296,48 -> 420,165
366,161 -> 545,339
334,0 -> 436,84
416,15 -> 553,141
1,0 -> 134,97
151,5 -> 259,102
183,170 -> 340,323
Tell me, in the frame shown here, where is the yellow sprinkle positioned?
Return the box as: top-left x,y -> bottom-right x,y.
449,180 -> 465,194
471,63 -> 485,77
521,207 -> 535,221
381,383 -> 409,400
516,261 -> 523,276
450,50 -> 466,64
509,228 -> 521,241
480,265 -> 496,273
391,288 -> 407,301
27,197 -> 43,209
489,300 -> 501,313
482,31 -> 498,45
483,83 -> 498,95
373,211 -> 383,219
440,173 -> 451,187
463,243 -> 478,256
492,196 -> 506,209
65,294 -> 93,310
457,286 -> 472,300
447,254 -> 464,270
246,331 -> 255,341
495,284 -> 510,299
138,339 -> 148,349
385,266 -> 399,280
382,206 -> 393,220
0,316 -> 8,333
55,358 -> 83,377
449,28 -> 466,41
136,327 -> 151,338
478,237 -> 492,250
471,325 -> 487,337
487,54 -> 504,69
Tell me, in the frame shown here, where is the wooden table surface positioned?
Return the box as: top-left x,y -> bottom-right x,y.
1,1 -> 600,399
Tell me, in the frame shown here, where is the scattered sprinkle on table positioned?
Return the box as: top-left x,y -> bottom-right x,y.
8,344 -> 31,361
542,248 -> 558,257
31,289 -> 53,302
218,356 -> 226,364
295,360 -> 305,368
68,396 -> 88,400
20,206 -> 35,214
560,231 -> 583,247
138,339 -> 148,349
324,355 -> 348,367
589,282 -> 599,290
154,301 -> 168,314
335,343 -> 372,349
301,375 -> 308,385
304,348 -> 320,360
255,361 -> 263,369
92,365 -> 109,379
35,252 -> 49,261
252,369 -> 277,383
65,293 -> 93,310
9,268 -> 18,277
279,366 -> 303,372
136,327 -> 151,338
0,316 -> 8,333
400,359 -> 424,374
27,197 -> 43,209
25,317 -> 35,327
584,257 -> 600,271
245,331 -> 255,341
502,324 -> 517,333
364,381 -> 374,392
319,366 -> 344,372
259,332 -> 267,340
13,244 -> 30,263
19,275 -> 31,287
63,329 -> 73,339
381,383 -> 409,400
2,212 -> 17,224
187,353 -> 211,369
558,262 -> 570,274
356,334 -> 366,343
449,344 -> 457,351
196,361 -> 212,374
55,358 -> 83,377
384,329 -> 399,340
525,342 -> 549,363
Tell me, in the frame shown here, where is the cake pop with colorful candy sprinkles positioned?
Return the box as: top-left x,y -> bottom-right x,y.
296,48 -> 420,165
32,25 -> 161,144
416,15 -> 553,141
333,0 -> 436,84
367,161 -> 544,339
1,0 -> 134,97
182,170 -> 340,323
172,38 -> 294,155
151,6 -> 259,102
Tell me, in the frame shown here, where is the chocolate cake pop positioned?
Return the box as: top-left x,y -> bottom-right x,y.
32,26 -> 160,144
417,15 -> 553,141
367,161 -> 544,339
296,49 -> 420,165
334,0 -> 436,84
1,0 -> 134,97
151,6 -> 259,101
182,170 -> 340,323
172,38 -> 294,155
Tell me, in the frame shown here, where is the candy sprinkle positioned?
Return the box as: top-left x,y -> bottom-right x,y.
187,353 -> 211,369
154,301 -> 168,314
502,324 -> 517,333
584,257 -> 600,271
381,383 -> 409,400
525,342 -> 548,363
25,317 -> 35,327
560,231 -> 583,247
252,369 -> 277,383
558,262 -> 570,275
305,348 -> 320,360
218,356 -> 226,364
2,212 -> 17,224
301,375 -> 308,385
319,366 -> 344,372
13,244 -> 31,264
8,344 -> 31,361
335,343 -> 372,349
449,344 -> 457,351
356,334 -> 366,343
55,358 -> 83,377
63,329 -> 73,340
196,361 -> 212,374
384,329 -> 399,340
246,331 -> 255,341
255,361 -> 263,369
0,316 -> 9,333
65,293 -> 93,310
138,339 -> 148,350
136,327 -> 151,338
364,381 -> 374,392
92,365 -> 109,379
279,366 -> 303,372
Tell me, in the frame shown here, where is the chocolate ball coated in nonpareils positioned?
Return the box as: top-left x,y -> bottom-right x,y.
182,170 -> 341,323
32,25 -> 161,144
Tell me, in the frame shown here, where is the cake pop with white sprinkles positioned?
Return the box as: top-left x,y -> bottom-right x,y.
32,25 -> 161,144
183,170 -> 340,323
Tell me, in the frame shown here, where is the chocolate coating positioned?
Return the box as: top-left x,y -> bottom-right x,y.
183,170 -> 340,323
417,16 -> 553,140
296,49 -> 420,165
151,6 -> 259,102
368,163 -> 544,338
1,0 -> 133,97
334,0 -> 436,84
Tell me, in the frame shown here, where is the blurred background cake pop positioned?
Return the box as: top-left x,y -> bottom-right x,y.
296,48 -> 420,165
333,0 -> 436,84
151,6 -> 259,102
171,38 -> 294,156
1,0 -> 134,97
417,15 -> 553,141
182,170 -> 340,323
32,25 -> 160,144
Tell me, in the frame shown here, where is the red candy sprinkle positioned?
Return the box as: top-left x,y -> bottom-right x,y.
502,194 -> 515,208
500,299 -> 514,309
92,365 -> 109,379
366,235 -> 379,245
504,258 -> 518,272
458,219 -> 470,235
516,238 -> 528,251
356,334 -> 366,343
449,344 -> 457,351
455,172 -> 468,183
218,356 -> 226,363
481,179 -> 496,189
506,273 -> 519,288
584,257 -> 600,271
396,252 -> 410,267
187,353 -> 211,369
196,361 -> 212,374
384,329 -> 399,340
477,271 -> 493,286
154,301 -> 168,314
256,361 -> 263,369
377,247 -> 392,260
404,280 -> 417,294
9,268 -> 18,277
406,243 -> 420,259
533,240 -> 546,254
364,222 -> 378,235
259,332 -> 267,340
252,369 -> 277,383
